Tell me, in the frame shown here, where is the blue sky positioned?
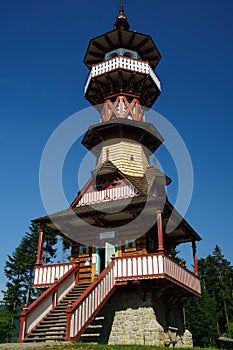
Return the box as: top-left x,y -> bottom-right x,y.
0,0 -> 233,298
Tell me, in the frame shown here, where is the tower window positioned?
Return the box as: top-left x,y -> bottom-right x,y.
109,52 -> 118,59
123,52 -> 133,58
130,155 -> 134,161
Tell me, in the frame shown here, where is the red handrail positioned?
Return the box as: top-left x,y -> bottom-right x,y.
18,261 -> 79,342
66,259 -> 116,341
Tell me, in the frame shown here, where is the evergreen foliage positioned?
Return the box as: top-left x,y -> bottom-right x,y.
0,307 -> 14,343
186,245 -> 233,346
222,322 -> 233,338
186,282 -> 218,347
2,223 -> 58,340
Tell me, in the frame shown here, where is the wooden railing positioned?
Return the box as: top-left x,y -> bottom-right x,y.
18,262 -> 79,342
66,260 -> 116,341
76,185 -> 138,207
66,253 -> 200,341
19,253 -> 200,342
114,253 -> 201,296
84,55 -> 161,94
163,255 -> 201,295
33,262 -> 75,287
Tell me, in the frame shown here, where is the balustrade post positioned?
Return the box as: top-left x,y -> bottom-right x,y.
18,304 -> 28,343
75,259 -> 80,284
52,278 -> 59,309
192,241 -> 199,276
36,224 -> 44,265
66,301 -> 73,341
157,210 -> 165,252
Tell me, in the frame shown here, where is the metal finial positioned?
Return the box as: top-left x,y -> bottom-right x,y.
120,0 -> 124,15
114,0 -> 130,30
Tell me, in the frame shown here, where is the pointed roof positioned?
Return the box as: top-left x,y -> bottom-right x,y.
84,1 -> 161,70
114,0 -> 130,31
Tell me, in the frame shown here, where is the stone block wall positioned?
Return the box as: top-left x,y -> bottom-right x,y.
93,283 -> 193,347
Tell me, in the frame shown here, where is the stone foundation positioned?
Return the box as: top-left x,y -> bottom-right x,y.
92,283 -> 193,347
108,306 -> 164,345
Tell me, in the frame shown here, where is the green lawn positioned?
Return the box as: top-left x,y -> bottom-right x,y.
0,343 -> 218,350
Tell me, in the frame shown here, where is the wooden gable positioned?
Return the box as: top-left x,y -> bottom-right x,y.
71,161 -> 142,208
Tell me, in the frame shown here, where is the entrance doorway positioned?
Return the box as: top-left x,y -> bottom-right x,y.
95,242 -> 116,274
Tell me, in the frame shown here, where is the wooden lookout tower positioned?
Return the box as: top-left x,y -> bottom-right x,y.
19,3 -> 202,347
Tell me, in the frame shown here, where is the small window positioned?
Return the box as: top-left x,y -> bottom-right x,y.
123,52 -> 133,58
125,240 -> 136,250
130,155 -> 134,161
79,245 -> 89,255
109,52 -> 118,59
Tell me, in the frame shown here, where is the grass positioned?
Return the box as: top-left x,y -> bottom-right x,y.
0,343 -> 218,350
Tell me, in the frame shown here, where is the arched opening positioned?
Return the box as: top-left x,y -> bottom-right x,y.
123,52 -> 133,58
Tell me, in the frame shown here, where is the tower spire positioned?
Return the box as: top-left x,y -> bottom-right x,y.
120,0 -> 124,15
114,0 -> 130,31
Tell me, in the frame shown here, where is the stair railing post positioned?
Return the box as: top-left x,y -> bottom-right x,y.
52,277 -> 59,310
18,304 -> 28,343
66,301 -> 73,341
75,259 -> 80,284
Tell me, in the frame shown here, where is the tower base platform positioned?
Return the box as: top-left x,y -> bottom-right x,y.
79,283 -> 193,347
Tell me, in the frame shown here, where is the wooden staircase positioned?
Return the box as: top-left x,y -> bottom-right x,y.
24,282 -> 90,342
78,315 -> 105,344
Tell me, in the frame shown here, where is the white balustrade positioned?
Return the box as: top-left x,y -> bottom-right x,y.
19,263 -> 79,342
163,255 -> 201,295
68,263 -> 115,339
67,253 -> 200,340
76,185 -> 138,207
114,254 -> 201,295
114,254 -> 164,280
84,56 -> 161,93
33,262 -> 75,287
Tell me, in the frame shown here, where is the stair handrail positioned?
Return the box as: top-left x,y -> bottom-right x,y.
66,257 -> 116,341
18,260 -> 80,342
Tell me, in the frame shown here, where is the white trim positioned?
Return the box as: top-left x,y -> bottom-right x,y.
84,56 -> 161,94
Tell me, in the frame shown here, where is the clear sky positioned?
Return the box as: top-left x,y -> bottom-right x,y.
0,0 -> 233,299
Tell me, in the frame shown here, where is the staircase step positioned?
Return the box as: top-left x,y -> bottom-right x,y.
25,336 -> 65,342
41,319 -> 66,323
32,326 -> 66,332
29,330 -> 65,335
24,281 -> 92,343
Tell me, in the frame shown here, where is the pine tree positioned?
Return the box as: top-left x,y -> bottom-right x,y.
186,245 -> 233,346
0,308 -> 14,343
1,224 -> 58,342
198,245 -> 233,334
186,282 -> 218,346
3,223 -> 57,312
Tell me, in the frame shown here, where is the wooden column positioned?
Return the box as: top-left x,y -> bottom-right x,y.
36,224 -> 44,265
192,240 -> 198,276
18,304 -> 28,342
157,210 -> 165,252
66,301 -> 73,341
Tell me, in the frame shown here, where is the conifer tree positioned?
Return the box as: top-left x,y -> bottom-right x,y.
186,245 -> 233,346
186,282 -> 218,346
0,308 -> 14,343
3,223 -> 57,312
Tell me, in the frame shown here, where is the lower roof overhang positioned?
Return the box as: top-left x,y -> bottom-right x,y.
32,197 -> 202,247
